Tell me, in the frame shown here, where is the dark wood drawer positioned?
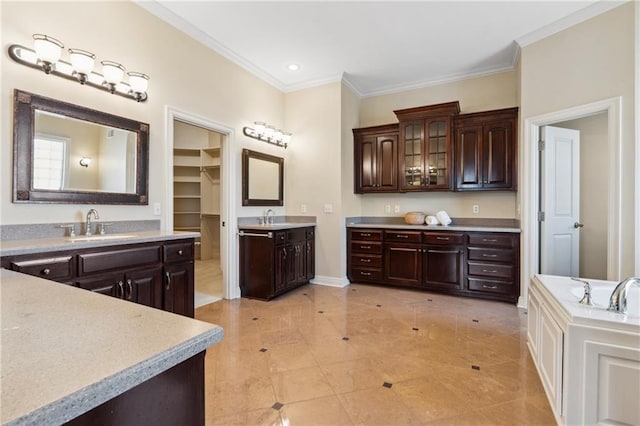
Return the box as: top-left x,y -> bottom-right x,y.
423,232 -> 465,245
467,277 -> 514,295
306,228 -> 315,240
351,241 -> 383,254
351,268 -> 383,282
350,230 -> 383,241
79,246 -> 162,275
384,231 -> 421,243
164,242 -> 194,263
274,232 -> 286,245
286,228 -> 307,242
9,256 -> 73,280
468,261 -> 513,279
351,254 -> 382,268
468,247 -> 513,263
468,233 -> 515,247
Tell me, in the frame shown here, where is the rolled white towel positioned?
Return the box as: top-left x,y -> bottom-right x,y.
436,210 -> 452,226
425,215 -> 439,226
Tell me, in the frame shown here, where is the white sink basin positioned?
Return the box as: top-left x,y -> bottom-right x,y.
68,234 -> 138,242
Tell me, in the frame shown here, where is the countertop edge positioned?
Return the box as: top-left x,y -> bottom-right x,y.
239,223 -> 316,231
346,223 -> 521,233
0,231 -> 200,257
10,325 -> 224,426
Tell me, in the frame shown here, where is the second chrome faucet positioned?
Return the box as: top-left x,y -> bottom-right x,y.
85,208 -> 100,236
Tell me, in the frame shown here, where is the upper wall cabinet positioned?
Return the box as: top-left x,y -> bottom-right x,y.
394,102 -> 460,192
353,124 -> 399,193
455,107 -> 518,191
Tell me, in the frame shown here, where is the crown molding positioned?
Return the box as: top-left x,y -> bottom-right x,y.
515,0 -> 627,47
134,0 -> 288,92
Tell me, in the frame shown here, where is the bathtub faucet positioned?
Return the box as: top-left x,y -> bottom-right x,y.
607,277 -> 640,314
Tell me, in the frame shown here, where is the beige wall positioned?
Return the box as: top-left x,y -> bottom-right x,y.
357,71 -> 519,219
520,2 -> 636,277
555,113 -> 609,279
1,1 -> 285,226
284,82 -> 343,280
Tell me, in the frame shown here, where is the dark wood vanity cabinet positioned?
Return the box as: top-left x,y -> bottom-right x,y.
239,226 -> 315,300
394,102 -> 461,192
347,228 -> 519,303
353,124 -> 399,193
1,238 -> 195,317
455,107 -> 518,191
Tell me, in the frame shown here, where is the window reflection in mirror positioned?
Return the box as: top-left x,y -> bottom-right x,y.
242,149 -> 283,206
34,111 -> 137,193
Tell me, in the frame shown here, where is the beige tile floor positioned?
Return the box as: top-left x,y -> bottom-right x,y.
195,259 -> 223,306
195,284 -> 556,426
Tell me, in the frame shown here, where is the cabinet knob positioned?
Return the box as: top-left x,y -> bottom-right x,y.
42,268 -> 51,275
177,249 -> 184,255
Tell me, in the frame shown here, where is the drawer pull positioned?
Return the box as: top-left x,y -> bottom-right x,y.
483,238 -> 498,242
361,245 -> 371,249
126,279 -> 133,300
482,269 -> 498,273
177,249 -> 184,256
482,254 -> 498,258
482,284 -> 498,289
360,258 -> 371,263
396,234 -> 408,238
42,268 -> 51,275
360,271 -> 371,276
165,272 -> 171,291
361,233 -> 371,237
436,237 -> 450,241
118,280 -> 125,298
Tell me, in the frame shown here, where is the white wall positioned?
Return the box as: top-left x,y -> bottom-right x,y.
520,1 -> 636,277
1,1 -> 285,226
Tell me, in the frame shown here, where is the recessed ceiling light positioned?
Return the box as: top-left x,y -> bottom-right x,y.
287,63 -> 300,71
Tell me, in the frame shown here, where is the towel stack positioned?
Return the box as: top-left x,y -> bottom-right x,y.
435,211 -> 452,226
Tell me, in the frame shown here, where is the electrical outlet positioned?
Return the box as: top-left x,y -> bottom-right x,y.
384,205 -> 391,214
301,204 -> 307,213
472,204 -> 479,214
323,203 -> 333,213
394,205 -> 400,213
153,202 -> 161,216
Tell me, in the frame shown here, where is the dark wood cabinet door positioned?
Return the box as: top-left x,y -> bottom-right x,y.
126,267 -> 163,309
399,121 -> 425,191
483,120 -> 513,189
305,240 -> 315,280
377,135 -> 398,191
384,244 -> 421,287
163,262 -> 194,318
274,245 -> 288,293
456,125 -> 482,189
76,274 -> 120,298
424,117 -> 452,190
422,246 -> 464,290
357,136 -> 377,191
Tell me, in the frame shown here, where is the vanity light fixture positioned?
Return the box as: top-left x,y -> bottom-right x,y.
8,34 -> 150,102
243,121 -> 292,149
79,156 -> 92,168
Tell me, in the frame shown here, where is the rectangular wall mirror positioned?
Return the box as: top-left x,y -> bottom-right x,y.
13,89 -> 149,204
242,149 -> 283,206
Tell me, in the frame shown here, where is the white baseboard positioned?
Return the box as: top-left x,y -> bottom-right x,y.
310,275 -> 350,288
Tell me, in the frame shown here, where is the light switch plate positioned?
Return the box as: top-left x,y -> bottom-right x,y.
394,205 -> 400,213
473,204 -> 479,214
153,202 -> 161,215
301,204 -> 307,213
323,203 -> 333,213
384,205 -> 391,214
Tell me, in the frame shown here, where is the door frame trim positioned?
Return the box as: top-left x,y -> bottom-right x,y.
521,97 -> 622,307
164,106 -> 239,300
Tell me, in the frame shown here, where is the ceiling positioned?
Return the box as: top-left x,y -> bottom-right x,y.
138,1 -> 620,97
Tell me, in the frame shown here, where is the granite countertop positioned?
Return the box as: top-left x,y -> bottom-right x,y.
0,230 -> 200,257
0,269 -> 224,425
239,222 -> 316,231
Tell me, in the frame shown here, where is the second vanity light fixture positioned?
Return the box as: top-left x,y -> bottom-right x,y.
243,122 -> 292,149
8,34 -> 149,102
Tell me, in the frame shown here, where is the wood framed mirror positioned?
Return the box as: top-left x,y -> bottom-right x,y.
12,89 -> 149,204
242,149 -> 283,206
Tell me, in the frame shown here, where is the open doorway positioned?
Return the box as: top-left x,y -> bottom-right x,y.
521,97 -> 622,306
173,120 -> 223,306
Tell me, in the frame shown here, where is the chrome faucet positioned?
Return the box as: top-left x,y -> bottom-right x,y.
608,277 -> 640,314
265,209 -> 275,225
85,208 -> 100,236
571,277 -> 593,306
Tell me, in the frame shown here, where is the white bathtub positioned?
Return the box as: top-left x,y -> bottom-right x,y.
528,275 -> 640,425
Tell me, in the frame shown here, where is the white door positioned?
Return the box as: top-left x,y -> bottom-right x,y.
540,125 -> 581,276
